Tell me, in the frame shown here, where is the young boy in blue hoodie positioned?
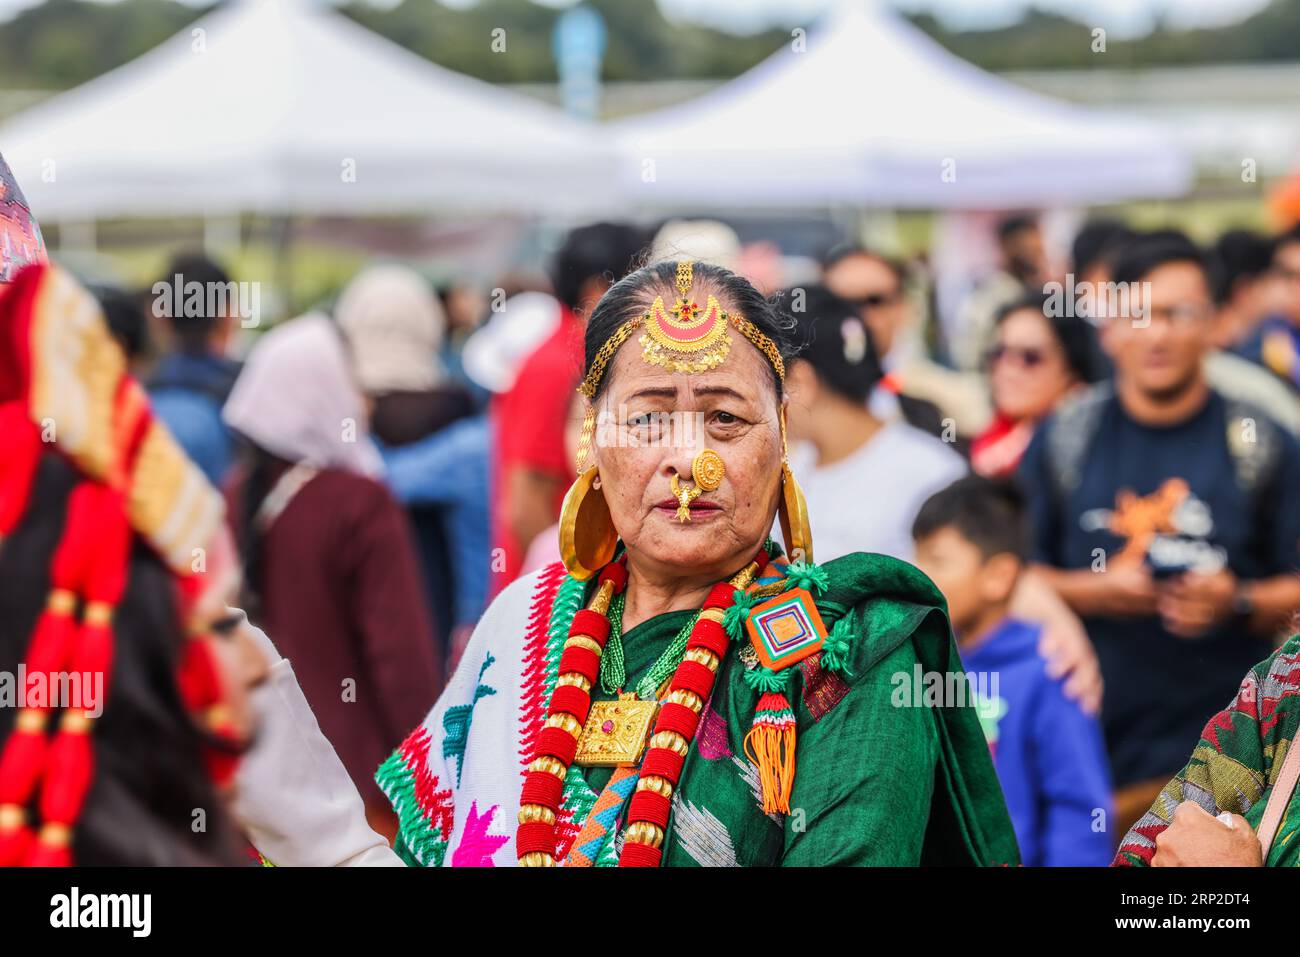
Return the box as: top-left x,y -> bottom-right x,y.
912,476 -> 1114,866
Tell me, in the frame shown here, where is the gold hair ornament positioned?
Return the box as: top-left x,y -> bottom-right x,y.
575,261 -> 785,403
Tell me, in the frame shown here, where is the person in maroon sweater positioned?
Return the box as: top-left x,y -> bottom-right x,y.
223,312 -> 439,840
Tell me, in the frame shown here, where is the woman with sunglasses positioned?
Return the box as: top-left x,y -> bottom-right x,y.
972,293 -> 1106,479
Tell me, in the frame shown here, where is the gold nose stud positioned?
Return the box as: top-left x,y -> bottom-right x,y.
691,449 -> 725,491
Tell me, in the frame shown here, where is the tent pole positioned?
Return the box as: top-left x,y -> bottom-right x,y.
273,213 -> 294,321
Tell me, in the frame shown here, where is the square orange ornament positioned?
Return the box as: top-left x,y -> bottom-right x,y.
744,587 -> 828,671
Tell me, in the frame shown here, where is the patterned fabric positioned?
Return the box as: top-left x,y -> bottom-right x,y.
378,550 -> 1020,866
561,766 -> 638,867
450,802 -> 509,867
1114,634 -> 1300,867
0,154 -> 44,283
798,653 -> 851,722
0,264 -> 228,589
442,653 -> 496,786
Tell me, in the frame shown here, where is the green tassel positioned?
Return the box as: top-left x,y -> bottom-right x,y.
723,589 -> 756,642
785,559 -> 829,596
742,665 -> 790,695
820,616 -> 855,677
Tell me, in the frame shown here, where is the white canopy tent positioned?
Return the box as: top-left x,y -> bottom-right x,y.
0,0 -> 617,221
614,0 -> 1193,209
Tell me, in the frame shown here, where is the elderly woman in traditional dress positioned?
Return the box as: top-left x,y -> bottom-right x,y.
379,261 -> 1018,867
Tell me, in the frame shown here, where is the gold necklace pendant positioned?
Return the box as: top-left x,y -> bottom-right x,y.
573,692 -> 660,767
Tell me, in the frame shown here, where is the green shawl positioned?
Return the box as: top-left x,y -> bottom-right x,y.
577,550 -> 1020,866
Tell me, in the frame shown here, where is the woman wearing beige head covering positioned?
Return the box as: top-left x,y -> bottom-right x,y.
335,264 -> 474,446
334,264 -> 475,659
336,264 -> 446,393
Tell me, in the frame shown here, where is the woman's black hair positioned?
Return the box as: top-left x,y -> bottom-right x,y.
232,441 -> 293,618
993,292 -> 1107,385
0,454 -> 249,865
582,260 -> 795,400
783,283 -> 884,403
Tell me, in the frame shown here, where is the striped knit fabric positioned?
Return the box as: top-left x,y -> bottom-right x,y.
1115,634 -> 1300,867
562,766 -> 639,867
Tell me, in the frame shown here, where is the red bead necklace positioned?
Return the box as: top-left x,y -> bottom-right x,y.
517,549 -> 769,866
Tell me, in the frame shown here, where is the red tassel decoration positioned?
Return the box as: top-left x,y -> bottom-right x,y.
69,620 -> 114,708
0,403 -> 41,539
0,269 -> 229,867
0,718 -> 50,805
37,722 -> 94,829
22,603 -> 78,690
0,819 -> 34,866
178,639 -> 222,712
25,839 -> 72,868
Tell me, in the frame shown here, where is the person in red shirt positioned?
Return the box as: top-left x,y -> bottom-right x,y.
491,222 -> 647,593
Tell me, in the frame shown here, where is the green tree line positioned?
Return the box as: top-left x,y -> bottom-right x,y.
2,0 -> 1300,91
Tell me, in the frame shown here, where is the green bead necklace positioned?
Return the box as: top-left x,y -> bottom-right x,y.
598,591 -> 701,700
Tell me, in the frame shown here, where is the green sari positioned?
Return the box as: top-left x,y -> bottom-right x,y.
378,549 -> 1019,867
578,551 -> 1019,866
1115,634 -> 1300,867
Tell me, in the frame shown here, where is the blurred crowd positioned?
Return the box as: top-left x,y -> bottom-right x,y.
84,210 -> 1300,860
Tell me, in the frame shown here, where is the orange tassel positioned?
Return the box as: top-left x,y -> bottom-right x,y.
743,691 -> 797,815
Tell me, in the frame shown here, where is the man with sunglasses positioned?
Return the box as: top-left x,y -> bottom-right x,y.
822,245 -> 990,441
1018,230 -> 1300,838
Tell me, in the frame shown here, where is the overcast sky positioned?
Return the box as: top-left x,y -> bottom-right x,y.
0,0 -> 1275,39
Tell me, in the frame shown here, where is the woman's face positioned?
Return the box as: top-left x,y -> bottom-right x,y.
989,308 -> 1075,422
591,333 -> 784,584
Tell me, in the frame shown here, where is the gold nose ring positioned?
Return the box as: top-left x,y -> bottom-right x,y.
668,450 -> 725,523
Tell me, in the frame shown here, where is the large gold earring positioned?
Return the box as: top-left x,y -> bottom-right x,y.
775,404 -> 812,563
558,465 -> 618,581
777,463 -> 813,565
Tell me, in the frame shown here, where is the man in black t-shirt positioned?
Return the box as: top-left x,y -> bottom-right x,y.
1018,231 -> 1300,837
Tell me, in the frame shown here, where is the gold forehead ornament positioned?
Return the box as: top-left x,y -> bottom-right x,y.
577,261 -> 784,402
